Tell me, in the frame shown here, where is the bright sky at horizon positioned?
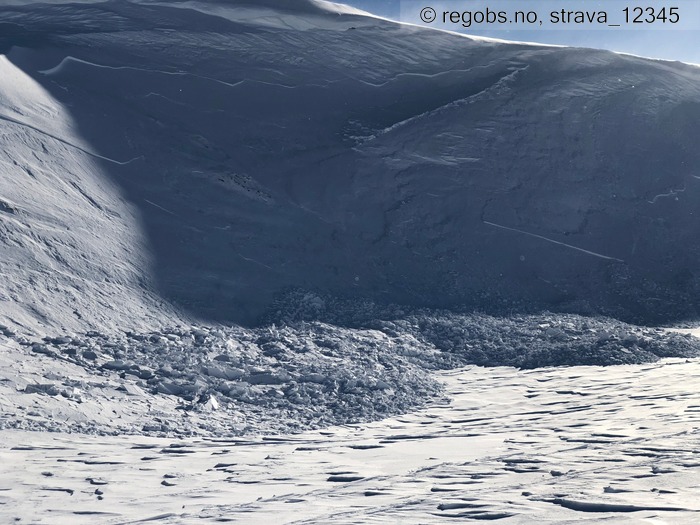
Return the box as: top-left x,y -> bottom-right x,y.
343,0 -> 700,64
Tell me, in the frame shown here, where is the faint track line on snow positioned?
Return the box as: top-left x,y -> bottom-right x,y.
0,113 -> 142,166
237,253 -> 274,270
144,199 -> 176,216
40,56 -> 246,88
647,185 -> 686,204
483,220 -> 625,263
342,64 -> 493,88
39,56 -> 317,90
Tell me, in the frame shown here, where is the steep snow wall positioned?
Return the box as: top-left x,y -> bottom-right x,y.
1,0 -> 700,332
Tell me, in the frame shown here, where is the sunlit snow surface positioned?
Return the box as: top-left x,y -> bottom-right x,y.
2,359 -> 700,524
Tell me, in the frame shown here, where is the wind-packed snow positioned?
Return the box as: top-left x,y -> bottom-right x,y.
3,358 -> 700,524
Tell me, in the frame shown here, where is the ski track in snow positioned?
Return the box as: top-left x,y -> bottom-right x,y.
483,220 -> 626,263
0,112 -> 142,166
144,199 -> 177,216
2,359 -> 700,524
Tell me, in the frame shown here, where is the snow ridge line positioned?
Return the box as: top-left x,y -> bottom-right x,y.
483,220 -> 625,262
365,66 -> 527,140
39,56 -> 322,90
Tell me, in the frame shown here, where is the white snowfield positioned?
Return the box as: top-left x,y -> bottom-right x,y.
2,357 -> 700,524
146,0 -> 375,30
2,1 -> 700,523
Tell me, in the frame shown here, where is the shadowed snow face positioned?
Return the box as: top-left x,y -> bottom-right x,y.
2,0 -> 700,331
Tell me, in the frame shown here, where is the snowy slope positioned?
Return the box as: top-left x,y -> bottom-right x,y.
0,54 -> 174,335
2,0 -> 700,334
4,5 -> 700,520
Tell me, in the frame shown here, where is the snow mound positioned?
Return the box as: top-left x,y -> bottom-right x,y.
0,54 -> 173,335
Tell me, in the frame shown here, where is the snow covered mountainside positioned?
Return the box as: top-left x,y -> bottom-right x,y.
2,0 -> 700,336
7,5 -> 700,521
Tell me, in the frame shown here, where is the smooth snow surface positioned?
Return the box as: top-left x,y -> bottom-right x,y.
3,359 -> 700,524
145,0 -> 374,30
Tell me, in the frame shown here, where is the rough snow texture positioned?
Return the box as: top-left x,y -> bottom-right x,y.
2,0 -> 700,335
0,324 -> 443,436
2,305 -> 699,436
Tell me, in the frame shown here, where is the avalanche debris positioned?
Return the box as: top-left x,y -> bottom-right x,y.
2,303 -> 698,437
